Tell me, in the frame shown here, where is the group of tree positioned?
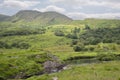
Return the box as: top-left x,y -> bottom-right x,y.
66,27 -> 80,39
79,27 -> 120,45
0,27 -> 46,37
71,26 -> 120,52
0,41 -> 30,49
54,30 -> 65,36
54,27 -> 81,39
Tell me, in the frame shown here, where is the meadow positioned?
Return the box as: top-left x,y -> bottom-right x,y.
0,19 -> 120,80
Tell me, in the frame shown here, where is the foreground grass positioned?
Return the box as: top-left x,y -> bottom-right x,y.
0,23 -> 120,79
27,61 -> 120,80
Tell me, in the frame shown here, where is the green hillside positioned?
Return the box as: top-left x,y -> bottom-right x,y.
72,19 -> 120,28
0,14 -> 10,21
11,10 -> 41,22
7,10 -> 72,25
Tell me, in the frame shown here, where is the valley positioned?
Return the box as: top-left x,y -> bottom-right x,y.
0,10 -> 120,80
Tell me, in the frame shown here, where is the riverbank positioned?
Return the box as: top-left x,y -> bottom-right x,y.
27,61 -> 120,80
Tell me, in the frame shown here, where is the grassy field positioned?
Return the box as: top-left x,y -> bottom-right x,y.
0,19 -> 120,79
27,61 -> 120,80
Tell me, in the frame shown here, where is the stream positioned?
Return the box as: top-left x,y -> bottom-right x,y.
65,58 -> 100,65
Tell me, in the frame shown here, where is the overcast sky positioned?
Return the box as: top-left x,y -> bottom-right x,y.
0,0 -> 120,20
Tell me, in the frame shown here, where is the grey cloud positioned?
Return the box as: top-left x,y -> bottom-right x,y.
0,0 -> 40,9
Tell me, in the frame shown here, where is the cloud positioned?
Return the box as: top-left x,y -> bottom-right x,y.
49,0 -> 64,3
49,0 -> 120,9
0,0 -> 40,9
67,12 -> 87,20
34,5 -> 66,13
67,12 -> 120,20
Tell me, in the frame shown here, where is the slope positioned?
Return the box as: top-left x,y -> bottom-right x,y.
10,10 -> 72,25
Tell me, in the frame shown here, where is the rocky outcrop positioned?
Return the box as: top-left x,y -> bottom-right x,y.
43,60 -> 66,73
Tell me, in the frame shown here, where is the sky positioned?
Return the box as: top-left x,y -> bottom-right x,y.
0,0 -> 120,20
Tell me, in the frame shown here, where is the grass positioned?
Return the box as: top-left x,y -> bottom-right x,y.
27,61 -> 120,80
0,20 -> 120,79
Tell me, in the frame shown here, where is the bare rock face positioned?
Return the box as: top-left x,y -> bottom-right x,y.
43,53 -> 66,73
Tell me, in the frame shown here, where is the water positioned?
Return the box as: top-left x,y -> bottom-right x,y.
65,58 -> 99,65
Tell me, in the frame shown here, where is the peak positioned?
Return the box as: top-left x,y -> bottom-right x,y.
43,11 -> 63,15
0,14 -> 10,17
15,10 -> 41,15
14,10 -> 42,17
44,11 -> 59,13
8,10 -> 72,24
18,10 -> 41,13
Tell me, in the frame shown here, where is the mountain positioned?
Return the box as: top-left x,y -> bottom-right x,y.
10,10 -> 72,24
11,10 -> 41,22
0,14 -> 10,21
35,11 -> 72,25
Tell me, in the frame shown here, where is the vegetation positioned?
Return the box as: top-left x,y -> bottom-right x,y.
0,26 -> 46,37
27,61 -> 120,80
0,10 -> 120,80
79,27 -> 120,45
54,30 -> 65,36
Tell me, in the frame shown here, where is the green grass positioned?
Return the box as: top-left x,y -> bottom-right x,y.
0,20 -> 120,79
27,61 -> 120,80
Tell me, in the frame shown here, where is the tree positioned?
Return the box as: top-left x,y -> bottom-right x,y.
0,41 -> 10,49
11,42 -> 30,49
73,43 -> 85,52
54,30 -> 65,36
85,24 -> 90,30
66,33 -> 78,39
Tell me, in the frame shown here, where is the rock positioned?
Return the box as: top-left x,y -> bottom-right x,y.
43,61 -> 61,73
52,77 -> 58,80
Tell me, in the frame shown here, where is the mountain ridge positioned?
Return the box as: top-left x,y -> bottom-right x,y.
0,14 -> 11,22
0,10 -> 72,25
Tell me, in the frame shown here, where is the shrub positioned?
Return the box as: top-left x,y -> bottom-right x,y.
71,40 -> 78,45
0,76 -> 5,80
79,27 -> 120,45
66,33 -> 78,39
97,53 -> 116,61
25,62 -> 43,76
73,45 -> 82,52
0,41 -> 11,49
11,42 -> 31,49
54,30 -> 65,36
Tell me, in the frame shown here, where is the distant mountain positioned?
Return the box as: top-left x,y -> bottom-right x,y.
35,11 -> 72,25
9,10 -> 72,24
0,14 -> 10,21
11,10 -> 41,22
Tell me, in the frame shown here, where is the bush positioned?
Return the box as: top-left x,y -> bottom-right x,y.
66,33 -> 78,39
71,40 -> 78,45
73,43 -> 85,52
54,30 -> 65,36
11,42 -> 31,49
0,41 -> 11,49
0,76 -> 5,80
0,27 -> 46,37
85,46 -> 95,51
79,27 -> 120,45
97,53 -> 116,61
73,45 -> 82,52
25,62 -> 43,76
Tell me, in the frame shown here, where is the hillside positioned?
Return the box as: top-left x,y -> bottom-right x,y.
0,10 -> 72,25
72,18 -> 120,28
35,11 -> 72,25
11,10 -> 41,22
0,14 -> 10,22
0,21 -> 120,79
